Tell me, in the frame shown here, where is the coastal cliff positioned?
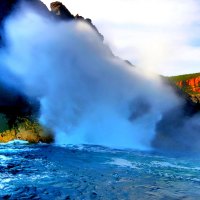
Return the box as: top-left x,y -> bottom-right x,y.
176,77 -> 200,93
152,74 -> 200,152
169,73 -> 200,104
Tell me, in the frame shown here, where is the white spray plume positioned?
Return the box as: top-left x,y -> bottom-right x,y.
0,5 -> 181,150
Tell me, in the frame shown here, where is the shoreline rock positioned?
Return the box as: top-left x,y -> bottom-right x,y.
0,118 -> 54,144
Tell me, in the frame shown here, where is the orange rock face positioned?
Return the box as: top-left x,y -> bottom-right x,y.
176,77 -> 200,93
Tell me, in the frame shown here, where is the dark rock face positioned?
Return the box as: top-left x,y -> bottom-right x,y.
50,1 -> 104,40
0,71 -> 40,127
50,1 -> 74,20
0,85 -> 39,127
152,106 -> 200,153
0,0 -> 18,26
0,0 -> 18,45
152,77 -> 200,153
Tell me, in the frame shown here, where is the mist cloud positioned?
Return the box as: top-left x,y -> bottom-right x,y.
0,4 -> 181,150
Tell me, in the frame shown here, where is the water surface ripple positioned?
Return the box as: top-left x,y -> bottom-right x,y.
0,143 -> 200,199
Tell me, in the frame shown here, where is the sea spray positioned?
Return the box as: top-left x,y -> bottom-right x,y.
0,4 -> 180,150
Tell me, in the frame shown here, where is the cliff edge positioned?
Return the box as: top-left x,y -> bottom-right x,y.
169,73 -> 200,104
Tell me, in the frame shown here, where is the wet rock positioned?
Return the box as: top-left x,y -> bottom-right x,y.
24,154 -> 37,159
0,118 -> 54,144
2,194 -> 11,200
0,130 -> 16,143
6,163 -> 16,169
65,195 -> 71,200
91,191 -> 97,198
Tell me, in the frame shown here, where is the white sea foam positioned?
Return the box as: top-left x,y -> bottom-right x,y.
107,158 -> 138,169
151,161 -> 200,171
6,140 -> 29,145
0,155 -> 11,161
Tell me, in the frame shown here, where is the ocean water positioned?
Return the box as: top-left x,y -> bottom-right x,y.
0,142 -> 200,200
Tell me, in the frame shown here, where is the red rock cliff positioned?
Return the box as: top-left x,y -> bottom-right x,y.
176,77 -> 200,93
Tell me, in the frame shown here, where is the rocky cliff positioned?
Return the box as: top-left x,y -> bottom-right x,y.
169,73 -> 200,104
50,1 -> 104,40
152,75 -> 200,152
176,77 -> 200,93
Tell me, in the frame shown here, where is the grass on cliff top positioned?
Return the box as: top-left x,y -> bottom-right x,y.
168,72 -> 200,82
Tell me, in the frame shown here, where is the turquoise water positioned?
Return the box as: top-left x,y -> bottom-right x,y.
0,142 -> 200,199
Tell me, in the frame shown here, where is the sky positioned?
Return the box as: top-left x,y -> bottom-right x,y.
41,0 -> 200,76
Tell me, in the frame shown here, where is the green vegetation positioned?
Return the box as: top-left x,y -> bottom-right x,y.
167,73 -> 200,103
14,117 -> 42,133
168,73 -> 200,82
